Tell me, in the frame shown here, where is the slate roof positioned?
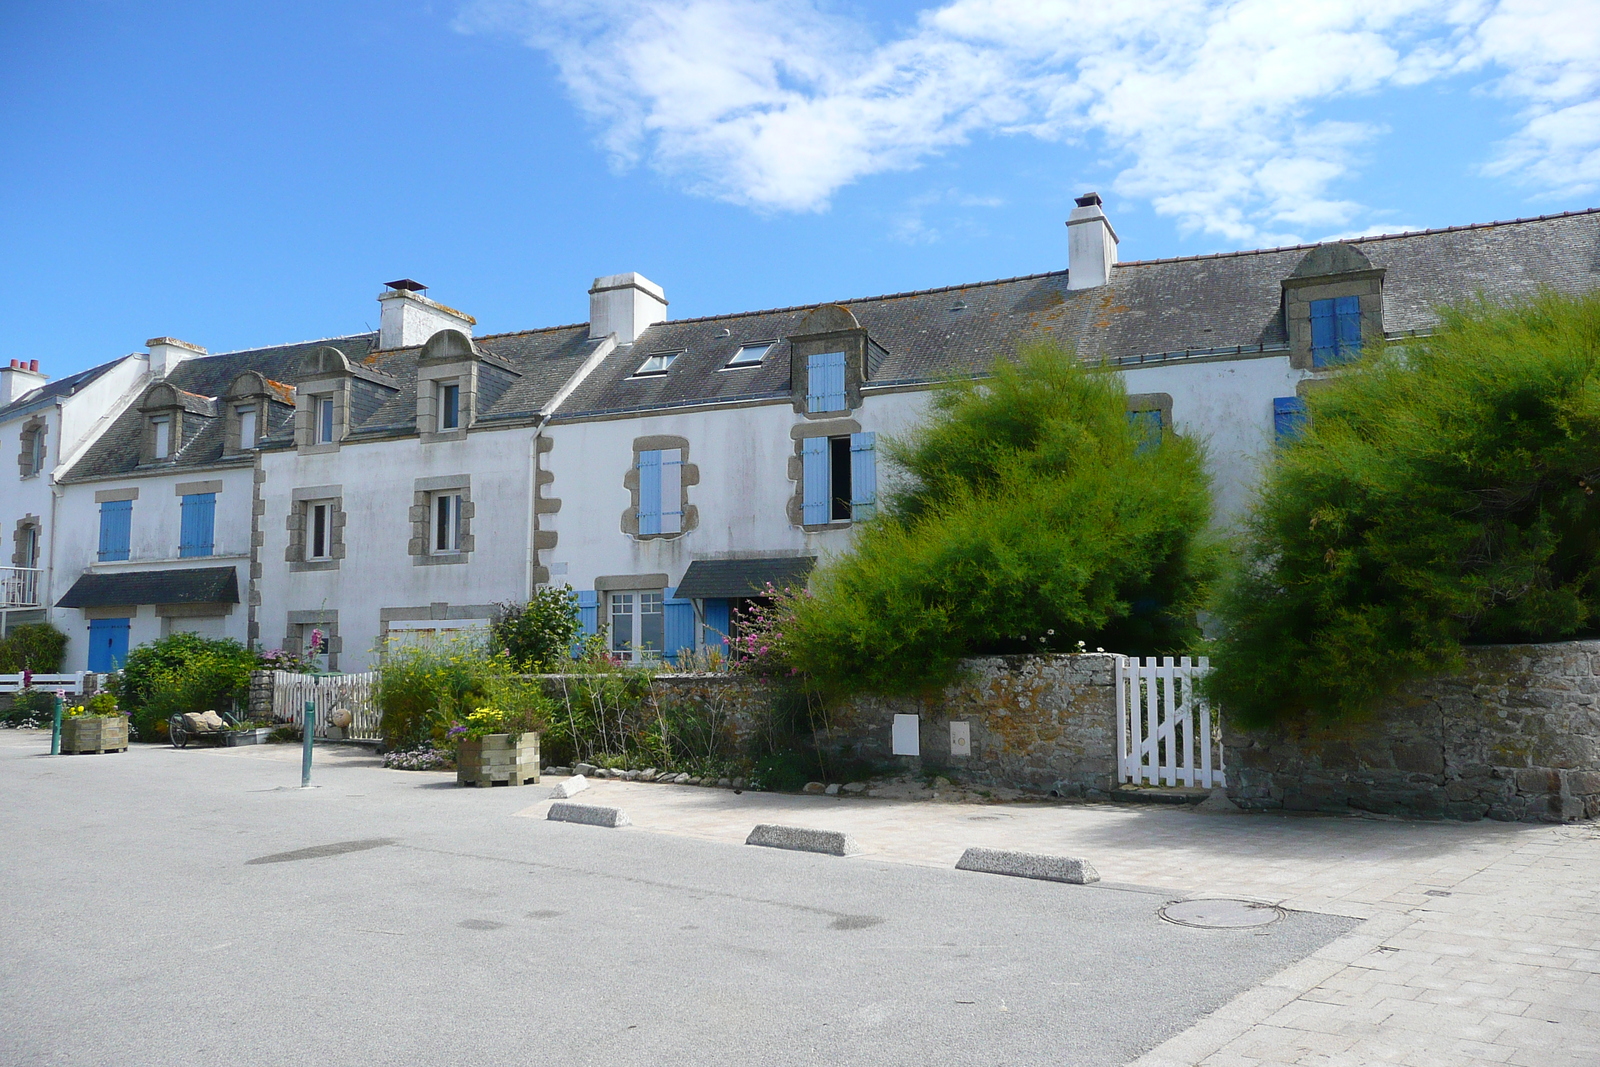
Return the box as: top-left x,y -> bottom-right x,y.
0,358 -> 122,423
553,208 -> 1600,418
673,557 -> 817,599
56,566 -> 240,608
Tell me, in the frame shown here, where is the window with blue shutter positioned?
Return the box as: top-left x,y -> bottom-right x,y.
1310,296 -> 1362,367
806,351 -> 847,413
179,493 -> 216,558
850,432 -> 877,520
97,500 -> 132,562
1274,396 -> 1308,441
702,599 -> 730,654
1128,409 -> 1163,454
663,587 -> 695,666
574,590 -> 599,657
638,450 -> 662,535
802,437 -> 829,524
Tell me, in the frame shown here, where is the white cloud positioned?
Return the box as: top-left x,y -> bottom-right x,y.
458,0 -> 1600,242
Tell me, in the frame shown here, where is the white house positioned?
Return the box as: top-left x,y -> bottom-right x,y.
38,198 -> 1600,672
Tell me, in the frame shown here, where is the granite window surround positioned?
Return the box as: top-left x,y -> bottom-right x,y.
1126,393 -> 1175,436
285,484 -> 346,572
621,435 -> 699,540
283,608 -> 340,669
17,415 -> 47,478
786,417 -> 862,530
409,474 -> 474,566
414,329 -> 521,443
294,345 -> 399,454
1282,244 -> 1386,372
788,305 -> 874,417
222,371 -> 281,455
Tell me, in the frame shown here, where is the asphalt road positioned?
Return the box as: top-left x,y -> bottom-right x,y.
0,734 -> 1355,1067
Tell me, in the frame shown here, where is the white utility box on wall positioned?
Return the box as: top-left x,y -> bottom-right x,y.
949,720 -> 970,757
891,714 -> 920,756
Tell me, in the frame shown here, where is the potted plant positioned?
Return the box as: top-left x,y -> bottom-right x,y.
454,704 -> 540,788
60,693 -> 129,755
222,717 -> 275,746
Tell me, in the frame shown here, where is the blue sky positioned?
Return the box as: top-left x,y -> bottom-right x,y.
4,0 -> 1597,379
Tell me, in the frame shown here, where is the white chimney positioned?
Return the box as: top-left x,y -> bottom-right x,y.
1066,192 -> 1119,290
146,337 -> 207,378
1,358 -> 47,405
378,280 -> 476,349
588,273 -> 668,345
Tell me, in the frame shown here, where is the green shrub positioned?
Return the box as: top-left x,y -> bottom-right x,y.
0,624 -> 68,672
1206,290 -> 1600,727
490,588 -> 582,672
118,633 -> 257,740
2,688 -> 56,726
375,637 -> 552,750
756,343 -> 1216,696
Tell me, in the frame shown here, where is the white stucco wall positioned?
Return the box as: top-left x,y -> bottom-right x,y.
255,429 -> 541,672
50,466 -> 256,670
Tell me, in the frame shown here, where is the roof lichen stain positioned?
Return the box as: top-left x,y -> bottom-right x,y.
265,379 -> 296,403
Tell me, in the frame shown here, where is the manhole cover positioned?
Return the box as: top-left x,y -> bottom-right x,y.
1160,898 -> 1284,929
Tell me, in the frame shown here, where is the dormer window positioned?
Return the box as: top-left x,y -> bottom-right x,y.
1310,296 -> 1362,367
725,342 -> 773,369
152,417 -> 172,459
632,352 -> 681,377
237,405 -> 257,448
440,382 -> 461,430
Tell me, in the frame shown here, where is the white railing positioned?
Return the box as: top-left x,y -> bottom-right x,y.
0,672 -> 87,695
1115,656 -> 1223,788
270,670 -> 379,740
0,567 -> 43,608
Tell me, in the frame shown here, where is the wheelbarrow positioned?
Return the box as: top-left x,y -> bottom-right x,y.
168,709 -> 238,748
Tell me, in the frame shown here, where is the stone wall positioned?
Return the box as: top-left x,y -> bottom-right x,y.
822,654 -> 1120,796
1226,642 -> 1600,823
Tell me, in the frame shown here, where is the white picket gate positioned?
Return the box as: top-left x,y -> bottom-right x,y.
270,671 -> 380,740
1115,656 -> 1223,788
0,672 -> 87,695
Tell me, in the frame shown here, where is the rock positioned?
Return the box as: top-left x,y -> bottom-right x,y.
931,776 -> 953,790
841,782 -> 868,794
866,789 -> 882,797
640,768 -> 658,781
1196,788 -> 1241,814
803,782 -> 826,794
745,824 -> 864,856
955,847 -> 1099,885
549,766 -> 571,776
675,772 -> 692,783
731,778 -> 747,789
547,801 -> 630,828
622,770 -> 639,781
717,778 -> 732,788
573,763 -> 595,776
687,777 -> 702,785
550,774 -> 589,799
824,783 -> 841,795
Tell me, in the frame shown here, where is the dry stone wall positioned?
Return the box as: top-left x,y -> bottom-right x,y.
1226,641 -> 1600,823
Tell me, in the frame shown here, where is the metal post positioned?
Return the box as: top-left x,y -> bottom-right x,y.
50,692 -> 63,755
301,699 -> 315,787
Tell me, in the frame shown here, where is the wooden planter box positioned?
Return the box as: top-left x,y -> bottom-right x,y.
61,716 -> 128,755
222,728 -> 273,747
457,732 -> 540,788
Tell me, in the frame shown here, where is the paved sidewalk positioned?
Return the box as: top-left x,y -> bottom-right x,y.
517,775 -> 1600,1067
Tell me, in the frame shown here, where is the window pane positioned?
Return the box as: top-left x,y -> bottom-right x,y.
311,504 -> 328,558
639,593 -> 664,654
726,342 -> 772,367
435,495 -> 452,551
611,594 -> 633,653
153,419 -> 170,459
319,398 -> 334,443
442,384 -> 460,429
830,436 -> 852,521
238,406 -> 256,447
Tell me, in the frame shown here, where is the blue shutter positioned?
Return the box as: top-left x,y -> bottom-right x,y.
802,437 -> 829,524
179,493 -> 215,558
87,618 -> 130,672
637,449 -> 662,536
850,432 -> 877,520
573,590 -> 599,658
1128,410 -> 1163,454
662,587 -> 695,666
1334,295 -> 1362,357
98,500 -> 132,562
806,352 -> 847,413
1310,298 -> 1336,367
1274,396 -> 1308,441
702,599 -> 730,654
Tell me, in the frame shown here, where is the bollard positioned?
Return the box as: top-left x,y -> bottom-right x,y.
50,692 -> 63,755
301,700 -> 315,787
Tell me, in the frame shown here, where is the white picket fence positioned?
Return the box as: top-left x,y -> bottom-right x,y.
1115,656 -> 1223,788
270,670 -> 380,740
0,672 -> 88,695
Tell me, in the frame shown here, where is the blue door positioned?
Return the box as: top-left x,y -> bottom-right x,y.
87,618 -> 130,672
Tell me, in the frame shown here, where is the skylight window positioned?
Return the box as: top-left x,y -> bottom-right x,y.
632,351 -> 681,377
725,341 -> 774,368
